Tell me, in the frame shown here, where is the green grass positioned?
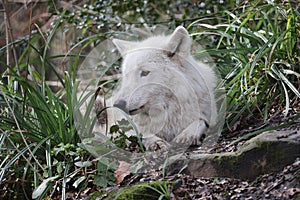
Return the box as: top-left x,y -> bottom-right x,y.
0,16 -> 91,199
189,0 -> 300,130
0,13 -> 119,198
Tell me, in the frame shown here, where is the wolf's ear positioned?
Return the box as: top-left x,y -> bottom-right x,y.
167,26 -> 191,56
112,39 -> 136,57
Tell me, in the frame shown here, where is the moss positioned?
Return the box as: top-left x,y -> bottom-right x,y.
214,152 -> 240,169
89,191 -> 107,200
91,181 -> 172,200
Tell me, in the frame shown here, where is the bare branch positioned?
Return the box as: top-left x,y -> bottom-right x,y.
2,0 -> 20,73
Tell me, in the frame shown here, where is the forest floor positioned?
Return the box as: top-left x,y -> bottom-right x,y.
55,113 -> 300,200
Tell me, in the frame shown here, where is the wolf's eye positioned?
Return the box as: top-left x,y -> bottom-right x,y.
140,70 -> 150,77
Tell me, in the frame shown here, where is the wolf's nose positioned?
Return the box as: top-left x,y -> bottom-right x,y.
113,99 -> 128,113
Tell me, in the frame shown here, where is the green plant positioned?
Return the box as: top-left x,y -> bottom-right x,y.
143,181 -> 172,200
32,143 -> 95,199
100,181 -> 173,200
109,119 -> 143,151
189,0 -> 300,130
94,157 -> 116,188
0,15 -> 88,199
58,0 -> 230,37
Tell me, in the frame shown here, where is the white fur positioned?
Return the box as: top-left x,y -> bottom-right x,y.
104,26 -> 218,151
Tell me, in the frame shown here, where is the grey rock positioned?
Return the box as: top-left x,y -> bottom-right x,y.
168,130 -> 300,180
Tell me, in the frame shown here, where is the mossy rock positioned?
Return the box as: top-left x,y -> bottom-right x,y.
169,130 -> 300,180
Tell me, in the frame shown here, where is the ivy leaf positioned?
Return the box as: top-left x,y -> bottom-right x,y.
110,125 -> 119,133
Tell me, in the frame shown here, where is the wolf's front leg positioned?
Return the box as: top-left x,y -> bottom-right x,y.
172,119 -> 208,146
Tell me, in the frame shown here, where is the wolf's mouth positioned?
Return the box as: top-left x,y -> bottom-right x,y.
129,105 -> 145,115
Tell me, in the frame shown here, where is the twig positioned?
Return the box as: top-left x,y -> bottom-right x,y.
2,0 -> 10,67
2,0 -> 20,73
2,0 -> 25,98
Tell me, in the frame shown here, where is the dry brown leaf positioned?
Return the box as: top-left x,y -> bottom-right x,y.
114,161 -> 131,185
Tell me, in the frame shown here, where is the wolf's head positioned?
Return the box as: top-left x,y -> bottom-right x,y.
112,26 -> 196,118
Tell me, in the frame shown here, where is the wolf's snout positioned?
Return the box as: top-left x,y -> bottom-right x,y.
113,99 -> 128,113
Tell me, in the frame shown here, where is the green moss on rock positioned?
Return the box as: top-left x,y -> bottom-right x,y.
91,181 -> 172,200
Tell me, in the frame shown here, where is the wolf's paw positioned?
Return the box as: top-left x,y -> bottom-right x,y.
173,133 -> 196,145
173,133 -> 205,146
173,120 -> 208,146
148,140 -> 170,151
143,136 -> 170,151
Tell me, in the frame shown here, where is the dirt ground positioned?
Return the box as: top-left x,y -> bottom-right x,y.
124,159 -> 300,199
71,152 -> 299,200
55,113 -> 300,199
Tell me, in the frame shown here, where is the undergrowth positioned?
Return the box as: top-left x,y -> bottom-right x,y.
190,0 -> 300,131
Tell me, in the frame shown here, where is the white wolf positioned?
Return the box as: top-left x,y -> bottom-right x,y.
103,26 -> 218,151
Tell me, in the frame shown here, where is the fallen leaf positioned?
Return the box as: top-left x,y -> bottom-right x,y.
114,161 -> 131,185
